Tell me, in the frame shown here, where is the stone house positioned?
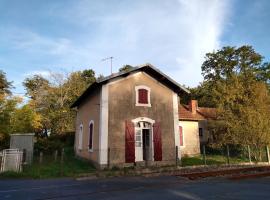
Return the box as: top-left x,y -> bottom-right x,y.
179,100 -> 216,156
71,64 -> 213,168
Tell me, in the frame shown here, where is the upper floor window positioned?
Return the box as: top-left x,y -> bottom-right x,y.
88,120 -> 94,152
135,86 -> 151,107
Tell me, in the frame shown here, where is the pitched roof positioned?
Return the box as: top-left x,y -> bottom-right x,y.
197,107 -> 217,119
179,104 -> 206,121
71,63 -> 190,108
179,104 -> 217,121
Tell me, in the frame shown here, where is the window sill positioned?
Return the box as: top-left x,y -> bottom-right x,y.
88,149 -> 93,153
135,103 -> 151,107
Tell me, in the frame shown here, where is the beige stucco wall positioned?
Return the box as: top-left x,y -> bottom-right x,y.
108,72 -> 176,165
75,88 -> 101,165
179,120 -> 200,156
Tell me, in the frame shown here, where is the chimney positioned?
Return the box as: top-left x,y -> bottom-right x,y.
189,100 -> 198,114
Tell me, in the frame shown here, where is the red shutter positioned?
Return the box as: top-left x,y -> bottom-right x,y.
138,89 -> 148,104
125,120 -> 135,163
179,126 -> 183,146
89,123 -> 93,149
153,122 -> 162,161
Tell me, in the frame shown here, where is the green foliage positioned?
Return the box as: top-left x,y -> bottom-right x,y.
34,133 -> 74,154
23,69 -> 96,135
23,75 -> 50,100
199,45 -> 270,149
10,104 -> 42,133
119,65 -> 134,72
34,138 -> 65,154
0,70 -> 12,97
0,148 -> 95,179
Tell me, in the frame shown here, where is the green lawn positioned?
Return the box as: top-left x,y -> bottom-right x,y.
0,148 -> 96,179
181,154 -> 249,167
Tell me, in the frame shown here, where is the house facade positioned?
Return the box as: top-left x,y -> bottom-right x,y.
179,100 -> 216,156
71,64 -> 205,168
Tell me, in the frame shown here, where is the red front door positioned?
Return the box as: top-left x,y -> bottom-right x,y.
125,120 -> 135,163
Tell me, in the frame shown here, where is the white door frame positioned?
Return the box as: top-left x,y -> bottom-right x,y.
132,117 -> 155,162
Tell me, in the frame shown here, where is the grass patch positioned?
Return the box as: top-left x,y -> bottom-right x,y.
0,147 -> 96,179
181,154 -> 249,167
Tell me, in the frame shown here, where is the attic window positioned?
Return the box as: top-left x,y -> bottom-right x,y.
135,86 -> 151,107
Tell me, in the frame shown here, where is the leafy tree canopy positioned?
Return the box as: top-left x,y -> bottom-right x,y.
199,45 -> 270,150
0,70 -> 13,98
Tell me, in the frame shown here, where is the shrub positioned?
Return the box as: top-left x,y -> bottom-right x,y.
34,132 -> 75,154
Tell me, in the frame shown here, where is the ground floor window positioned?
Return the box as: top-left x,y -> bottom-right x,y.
78,124 -> 83,150
179,126 -> 184,146
199,128 -> 203,137
88,121 -> 94,151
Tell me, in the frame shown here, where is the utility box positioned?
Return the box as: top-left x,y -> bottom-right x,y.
10,133 -> 35,164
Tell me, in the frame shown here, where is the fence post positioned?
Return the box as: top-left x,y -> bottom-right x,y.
203,145 -> 206,166
266,146 -> 270,164
60,148 -> 64,176
247,145 -> 252,164
39,151 -> 43,164
54,150 -> 58,162
107,148 -> 110,168
175,146 -> 179,166
226,145 -> 230,165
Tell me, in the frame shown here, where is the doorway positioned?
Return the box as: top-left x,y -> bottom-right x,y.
142,129 -> 150,161
134,120 -> 153,162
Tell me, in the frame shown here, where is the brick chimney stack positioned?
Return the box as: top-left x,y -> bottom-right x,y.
189,100 -> 198,114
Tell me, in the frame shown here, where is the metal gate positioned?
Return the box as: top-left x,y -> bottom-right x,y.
0,149 -> 23,172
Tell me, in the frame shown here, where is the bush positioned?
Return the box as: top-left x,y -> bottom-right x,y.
34,138 -> 65,154
34,132 -> 75,154
0,133 -> 10,150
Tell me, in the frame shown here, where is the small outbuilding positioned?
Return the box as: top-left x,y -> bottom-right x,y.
10,133 -> 35,164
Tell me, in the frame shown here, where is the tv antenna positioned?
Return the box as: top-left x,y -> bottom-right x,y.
101,56 -> 114,75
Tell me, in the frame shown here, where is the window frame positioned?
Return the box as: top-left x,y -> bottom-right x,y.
199,127 -> 203,137
88,120 -> 94,152
78,123 -> 83,150
135,85 -> 151,107
179,126 -> 185,147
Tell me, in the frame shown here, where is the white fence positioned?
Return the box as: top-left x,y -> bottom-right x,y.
0,149 -> 23,172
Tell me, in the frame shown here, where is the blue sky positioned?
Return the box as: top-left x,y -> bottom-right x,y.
0,0 -> 270,96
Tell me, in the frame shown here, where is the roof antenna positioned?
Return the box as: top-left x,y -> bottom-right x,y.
101,56 -> 114,75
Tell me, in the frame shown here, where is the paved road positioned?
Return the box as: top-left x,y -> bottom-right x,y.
0,175 -> 269,200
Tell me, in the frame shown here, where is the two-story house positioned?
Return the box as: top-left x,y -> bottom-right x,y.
71,64 -> 201,168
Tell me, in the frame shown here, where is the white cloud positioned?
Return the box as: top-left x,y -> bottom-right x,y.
23,70 -> 51,78
6,28 -> 73,56
2,0 -> 231,90
55,0 -> 231,86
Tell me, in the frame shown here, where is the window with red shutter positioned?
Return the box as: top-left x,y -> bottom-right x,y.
138,89 -> 148,104
89,122 -> 94,151
135,86 -> 151,107
179,126 -> 184,146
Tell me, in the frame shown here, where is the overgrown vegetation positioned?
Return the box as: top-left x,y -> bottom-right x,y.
189,46 -> 270,157
0,147 -> 96,179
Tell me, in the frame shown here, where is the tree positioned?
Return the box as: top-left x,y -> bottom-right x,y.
22,69 -> 96,136
201,46 -> 270,153
0,70 -> 12,99
10,104 -> 42,133
257,63 -> 270,90
23,75 -> 50,100
119,65 -> 134,72
0,71 -> 13,147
